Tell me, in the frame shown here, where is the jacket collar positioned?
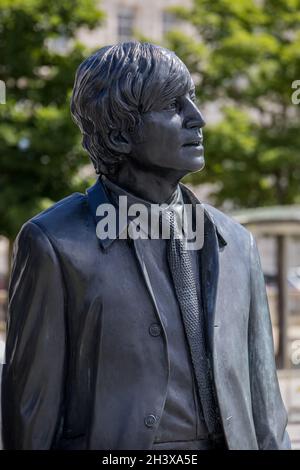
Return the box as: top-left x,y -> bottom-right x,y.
180,183 -> 227,249
86,176 -> 227,250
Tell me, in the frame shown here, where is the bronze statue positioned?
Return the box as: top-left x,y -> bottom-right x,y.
1,42 -> 290,450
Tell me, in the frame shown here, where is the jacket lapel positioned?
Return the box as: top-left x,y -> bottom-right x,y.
200,211 -> 220,354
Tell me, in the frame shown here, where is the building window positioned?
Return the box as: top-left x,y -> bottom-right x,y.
162,11 -> 178,36
118,6 -> 135,42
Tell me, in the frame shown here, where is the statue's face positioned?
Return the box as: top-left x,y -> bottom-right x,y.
130,81 -> 205,175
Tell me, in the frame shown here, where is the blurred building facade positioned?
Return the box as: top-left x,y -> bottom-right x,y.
78,0 -> 194,47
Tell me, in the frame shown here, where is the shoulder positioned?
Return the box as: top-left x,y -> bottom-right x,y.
203,203 -> 250,235
30,191 -> 89,237
15,192 -> 90,251
31,192 -> 87,230
181,183 -> 251,239
202,202 -> 254,251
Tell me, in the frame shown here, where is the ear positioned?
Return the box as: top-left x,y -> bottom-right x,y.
108,129 -> 132,154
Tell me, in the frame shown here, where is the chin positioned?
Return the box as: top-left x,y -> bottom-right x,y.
186,156 -> 205,173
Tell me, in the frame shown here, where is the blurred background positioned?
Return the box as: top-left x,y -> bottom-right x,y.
0,0 -> 300,448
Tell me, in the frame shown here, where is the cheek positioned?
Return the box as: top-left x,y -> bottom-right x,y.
149,117 -> 182,148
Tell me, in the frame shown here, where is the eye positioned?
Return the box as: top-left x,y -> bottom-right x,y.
164,98 -> 179,111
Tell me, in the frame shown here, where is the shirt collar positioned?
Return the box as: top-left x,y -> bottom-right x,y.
101,174 -> 185,243
86,176 -> 227,250
101,174 -> 183,212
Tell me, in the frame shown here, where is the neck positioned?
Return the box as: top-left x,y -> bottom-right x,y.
108,162 -> 187,204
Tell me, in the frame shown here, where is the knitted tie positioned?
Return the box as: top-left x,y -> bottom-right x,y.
166,209 -> 221,437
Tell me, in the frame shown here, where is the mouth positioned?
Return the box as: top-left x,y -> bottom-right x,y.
182,140 -> 203,147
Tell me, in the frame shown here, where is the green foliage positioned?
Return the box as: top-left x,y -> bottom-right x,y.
0,0 -> 104,239
167,0 -> 300,208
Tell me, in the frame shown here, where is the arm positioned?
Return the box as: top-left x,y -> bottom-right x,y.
1,221 -> 66,449
248,233 -> 291,449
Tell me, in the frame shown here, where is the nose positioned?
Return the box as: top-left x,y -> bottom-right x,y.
183,98 -> 206,129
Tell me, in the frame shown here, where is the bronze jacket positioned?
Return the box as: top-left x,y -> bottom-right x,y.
1,178 -> 290,450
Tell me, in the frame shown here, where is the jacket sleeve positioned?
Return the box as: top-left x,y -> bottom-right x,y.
1,221 -> 66,449
248,232 -> 291,449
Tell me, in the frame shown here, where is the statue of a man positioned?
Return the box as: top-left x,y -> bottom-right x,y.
2,42 -> 290,450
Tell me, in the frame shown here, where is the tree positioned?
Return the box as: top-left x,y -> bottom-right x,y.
166,0 -> 300,209
0,0 -> 104,247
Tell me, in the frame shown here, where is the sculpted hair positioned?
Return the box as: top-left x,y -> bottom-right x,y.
70,41 -> 193,175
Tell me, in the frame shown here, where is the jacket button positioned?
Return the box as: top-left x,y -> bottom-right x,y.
149,323 -> 162,337
144,414 -> 157,428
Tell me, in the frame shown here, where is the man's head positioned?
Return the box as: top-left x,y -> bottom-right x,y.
71,41 -> 205,176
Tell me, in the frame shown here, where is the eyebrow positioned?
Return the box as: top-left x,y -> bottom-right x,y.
176,85 -> 195,99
